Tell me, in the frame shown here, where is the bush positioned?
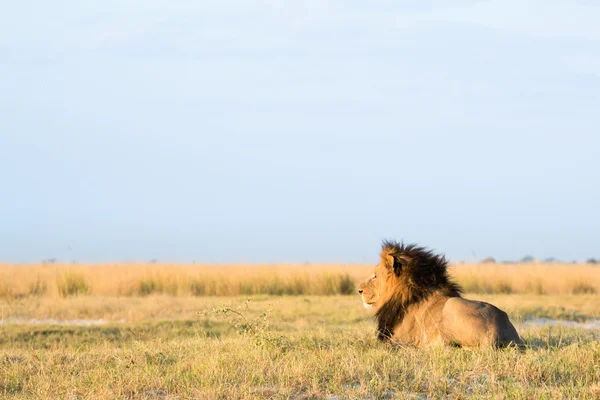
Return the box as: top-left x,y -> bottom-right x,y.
460,279 -> 494,294
137,278 -> 163,296
189,280 -> 206,296
57,273 -> 90,297
571,282 -> 597,295
338,273 -> 356,295
28,276 -> 47,296
525,280 -> 546,295
495,282 -> 513,294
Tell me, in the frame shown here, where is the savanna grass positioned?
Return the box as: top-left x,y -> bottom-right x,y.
1,296 -> 600,399
0,262 -> 599,299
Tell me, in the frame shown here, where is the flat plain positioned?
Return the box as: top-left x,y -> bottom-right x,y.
1,263 -> 600,399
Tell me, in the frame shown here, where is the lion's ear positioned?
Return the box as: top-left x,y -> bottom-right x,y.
382,252 -> 407,276
382,253 -> 395,273
392,255 -> 410,276
382,253 -> 404,276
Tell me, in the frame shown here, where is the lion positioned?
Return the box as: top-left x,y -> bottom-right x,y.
358,241 -> 522,348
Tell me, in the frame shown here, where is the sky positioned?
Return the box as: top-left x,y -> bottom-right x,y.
1,1 -> 599,263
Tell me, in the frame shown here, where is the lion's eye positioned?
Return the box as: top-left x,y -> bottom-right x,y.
372,273 -> 376,279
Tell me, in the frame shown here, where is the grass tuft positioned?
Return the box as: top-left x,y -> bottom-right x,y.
57,273 -> 90,297
571,282 -> 597,295
338,273 -> 356,295
137,277 -> 164,296
27,276 -> 47,296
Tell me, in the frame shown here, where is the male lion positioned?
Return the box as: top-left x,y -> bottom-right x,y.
358,241 -> 522,348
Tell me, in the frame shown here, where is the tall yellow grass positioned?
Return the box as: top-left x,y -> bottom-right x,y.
0,262 -> 598,298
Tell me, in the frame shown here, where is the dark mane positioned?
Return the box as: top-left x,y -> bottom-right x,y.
375,240 -> 463,340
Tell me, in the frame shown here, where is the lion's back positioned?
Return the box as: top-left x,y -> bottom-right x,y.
441,297 -> 522,347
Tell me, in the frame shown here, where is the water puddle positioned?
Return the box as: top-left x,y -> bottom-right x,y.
0,318 -> 125,326
519,318 -> 600,330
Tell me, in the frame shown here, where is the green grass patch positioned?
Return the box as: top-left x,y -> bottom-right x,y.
56,273 -> 90,297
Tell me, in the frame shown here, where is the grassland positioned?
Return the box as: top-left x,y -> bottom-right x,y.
1,263 -> 600,399
1,262 -> 599,298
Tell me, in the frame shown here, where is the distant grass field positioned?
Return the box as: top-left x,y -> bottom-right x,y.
1,262 -> 599,299
1,264 -> 600,398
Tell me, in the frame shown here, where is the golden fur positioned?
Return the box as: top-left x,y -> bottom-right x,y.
359,241 -> 522,348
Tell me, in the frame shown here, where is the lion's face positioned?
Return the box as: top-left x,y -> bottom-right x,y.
358,261 -> 393,310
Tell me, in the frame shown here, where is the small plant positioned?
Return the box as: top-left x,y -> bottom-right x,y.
137,278 -> 163,296
526,280 -> 546,295
201,299 -> 288,349
287,276 -> 307,295
57,273 -> 89,297
189,280 -> 206,296
461,279 -> 494,294
338,273 -> 356,295
28,276 -> 47,296
319,273 -> 356,295
495,282 -> 513,294
571,282 -> 597,295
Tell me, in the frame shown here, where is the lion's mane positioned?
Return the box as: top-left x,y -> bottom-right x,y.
375,240 -> 463,340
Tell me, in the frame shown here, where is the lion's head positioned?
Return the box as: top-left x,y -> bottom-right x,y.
358,241 -> 463,340
358,241 -> 462,310
357,254 -> 394,310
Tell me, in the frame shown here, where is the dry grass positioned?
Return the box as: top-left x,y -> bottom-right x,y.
1,262 -> 599,298
0,263 -> 359,298
1,295 -> 600,399
2,263 -> 599,398
453,263 -> 600,295
1,293 -> 599,324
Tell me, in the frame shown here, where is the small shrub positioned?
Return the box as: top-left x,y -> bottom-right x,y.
28,276 -> 47,296
320,274 -> 339,295
137,278 -> 163,296
338,273 -> 356,295
189,280 -> 206,296
460,279 -> 494,294
571,282 -> 597,295
525,280 -> 546,295
586,258 -> 598,264
289,276 -> 307,295
204,299 -> 288,349
237,281 -> 256,296
57,273 -> 89,297
495,282 -> 513,294
266,280 -> 284,296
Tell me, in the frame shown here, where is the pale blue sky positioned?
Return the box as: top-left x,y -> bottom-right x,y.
1,1 -> 599,263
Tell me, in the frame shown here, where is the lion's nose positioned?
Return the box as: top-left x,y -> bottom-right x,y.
358,289 -> 363,294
